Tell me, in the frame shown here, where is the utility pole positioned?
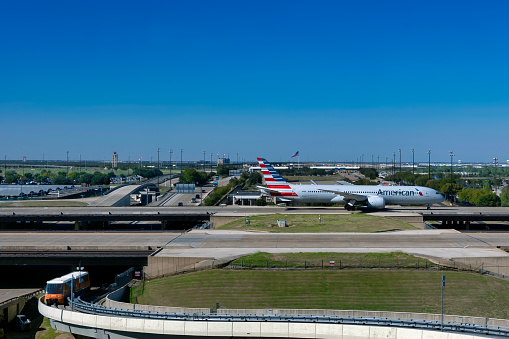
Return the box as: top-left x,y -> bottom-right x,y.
127,155 -> 130,177
210,153 -> 213,173
79,154 -> 82,173
66,151 -> 69,177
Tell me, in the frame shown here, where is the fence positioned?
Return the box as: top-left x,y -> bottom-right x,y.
228,257 -> 438,270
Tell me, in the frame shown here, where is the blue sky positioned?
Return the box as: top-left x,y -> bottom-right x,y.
1,1 -> 508,163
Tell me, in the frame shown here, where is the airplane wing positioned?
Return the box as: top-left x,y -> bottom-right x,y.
317,188 -> 368,202
336,181 -> 354,185
310,180 -> 317,185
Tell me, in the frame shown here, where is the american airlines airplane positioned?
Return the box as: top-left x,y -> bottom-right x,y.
257,158 -> 445,210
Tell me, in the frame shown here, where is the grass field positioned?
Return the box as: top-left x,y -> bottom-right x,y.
134,269 -> 509,319
0,200 -> 88,207
229,252 -> 433,269
217,213 -> 416,233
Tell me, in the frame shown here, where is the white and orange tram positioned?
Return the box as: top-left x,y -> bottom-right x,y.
44,271 -> 90,305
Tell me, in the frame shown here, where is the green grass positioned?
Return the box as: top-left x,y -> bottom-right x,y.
0,201 -> 88,207
35,317 -> 75,339
217,213 -> 416,233
229,252 -> 433,269
134,269 -> 509,319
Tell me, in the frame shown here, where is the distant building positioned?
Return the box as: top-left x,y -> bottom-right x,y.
112,152 -> 118,169
218,158 -> 230,165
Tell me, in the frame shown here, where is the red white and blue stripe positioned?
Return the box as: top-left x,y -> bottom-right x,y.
257,157 -> 298,197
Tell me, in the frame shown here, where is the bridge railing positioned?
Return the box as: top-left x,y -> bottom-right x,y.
67,296 -> 509,337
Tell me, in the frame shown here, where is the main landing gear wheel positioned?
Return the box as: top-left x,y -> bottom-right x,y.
344,205 -> 356,211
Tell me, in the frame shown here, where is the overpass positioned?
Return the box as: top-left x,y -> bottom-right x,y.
0,207 -> 210,230
421,209 -> 509,229
88,183 -> 160,207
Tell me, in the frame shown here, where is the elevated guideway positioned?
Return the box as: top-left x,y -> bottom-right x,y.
39,291 -> 508,339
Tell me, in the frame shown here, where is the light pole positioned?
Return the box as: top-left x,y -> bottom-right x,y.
210,153 -> 213,173
157,147 -> 160,188
441,275 -> 445,331
139,157 -> 142,170
398,148 -> 401,173
428,149 -> 431,180
392,152 -> 396,176
203,151 -> 206,172
66,151 -> 69,177
4,155 -> 7,180
449,151 -> 455,203
180,149 -> 183,173
411,148 -> 415,175
169,149 -> 173,189
79,154 -> 82,173
127,155 -> 130,177
385,156 -> 388,173
493,157 -> 499,194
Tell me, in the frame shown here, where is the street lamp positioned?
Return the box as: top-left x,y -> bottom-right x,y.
428,149 -> 431,180
66,151 -> 69,177
412,148 -> 415,174
180,149 -> 183,173
79,154 -> 82,173
449,151 -> 455,203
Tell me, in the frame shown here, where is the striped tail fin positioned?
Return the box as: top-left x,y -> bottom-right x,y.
257,158 -> 287,184
257,157 -> 297,198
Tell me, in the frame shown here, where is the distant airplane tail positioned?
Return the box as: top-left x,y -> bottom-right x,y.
257,157 -> 297,198
257,157 -> 288,185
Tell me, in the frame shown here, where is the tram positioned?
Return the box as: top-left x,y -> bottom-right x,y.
44,271 -> 90,305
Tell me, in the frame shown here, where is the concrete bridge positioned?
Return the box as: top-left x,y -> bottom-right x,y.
88,183 -> 160,207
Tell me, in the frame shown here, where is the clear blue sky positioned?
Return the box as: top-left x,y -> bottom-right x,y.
1,1 -> 508,164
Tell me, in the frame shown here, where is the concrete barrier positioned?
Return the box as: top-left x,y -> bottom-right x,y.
39,298 -> 497,339
218,308 -> 509,329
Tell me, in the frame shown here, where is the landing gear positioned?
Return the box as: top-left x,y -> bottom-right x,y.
426,204 -> 431,210
344,205 -> 356,211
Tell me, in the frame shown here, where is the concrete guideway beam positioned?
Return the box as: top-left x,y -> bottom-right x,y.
38,297 -> 495,339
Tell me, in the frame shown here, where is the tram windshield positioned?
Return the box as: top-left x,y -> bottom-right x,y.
46,283 -> 63,294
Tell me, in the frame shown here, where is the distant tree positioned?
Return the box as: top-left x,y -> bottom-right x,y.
246,172 -> 262,186
359,168 -> 379,180
5,171 -> 20,184
501,186 -> 509,207
91,172 -> 110,185
180,168 -> 208,185
477,193 -> 501,207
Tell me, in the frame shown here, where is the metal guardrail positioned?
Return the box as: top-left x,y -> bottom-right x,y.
64,267 -> 509,337
68,296 -> 509,337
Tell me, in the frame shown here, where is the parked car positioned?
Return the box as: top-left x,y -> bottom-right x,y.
12,315 -> 31,331
177,202 -> 183,206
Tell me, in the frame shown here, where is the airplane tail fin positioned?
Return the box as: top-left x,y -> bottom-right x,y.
257,158 -> 288,185
257,157 -> 297,198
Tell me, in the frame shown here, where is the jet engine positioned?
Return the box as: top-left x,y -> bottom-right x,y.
366,196 -> 386,209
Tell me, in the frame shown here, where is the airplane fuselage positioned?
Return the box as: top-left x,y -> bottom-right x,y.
283,184 -> 444,205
